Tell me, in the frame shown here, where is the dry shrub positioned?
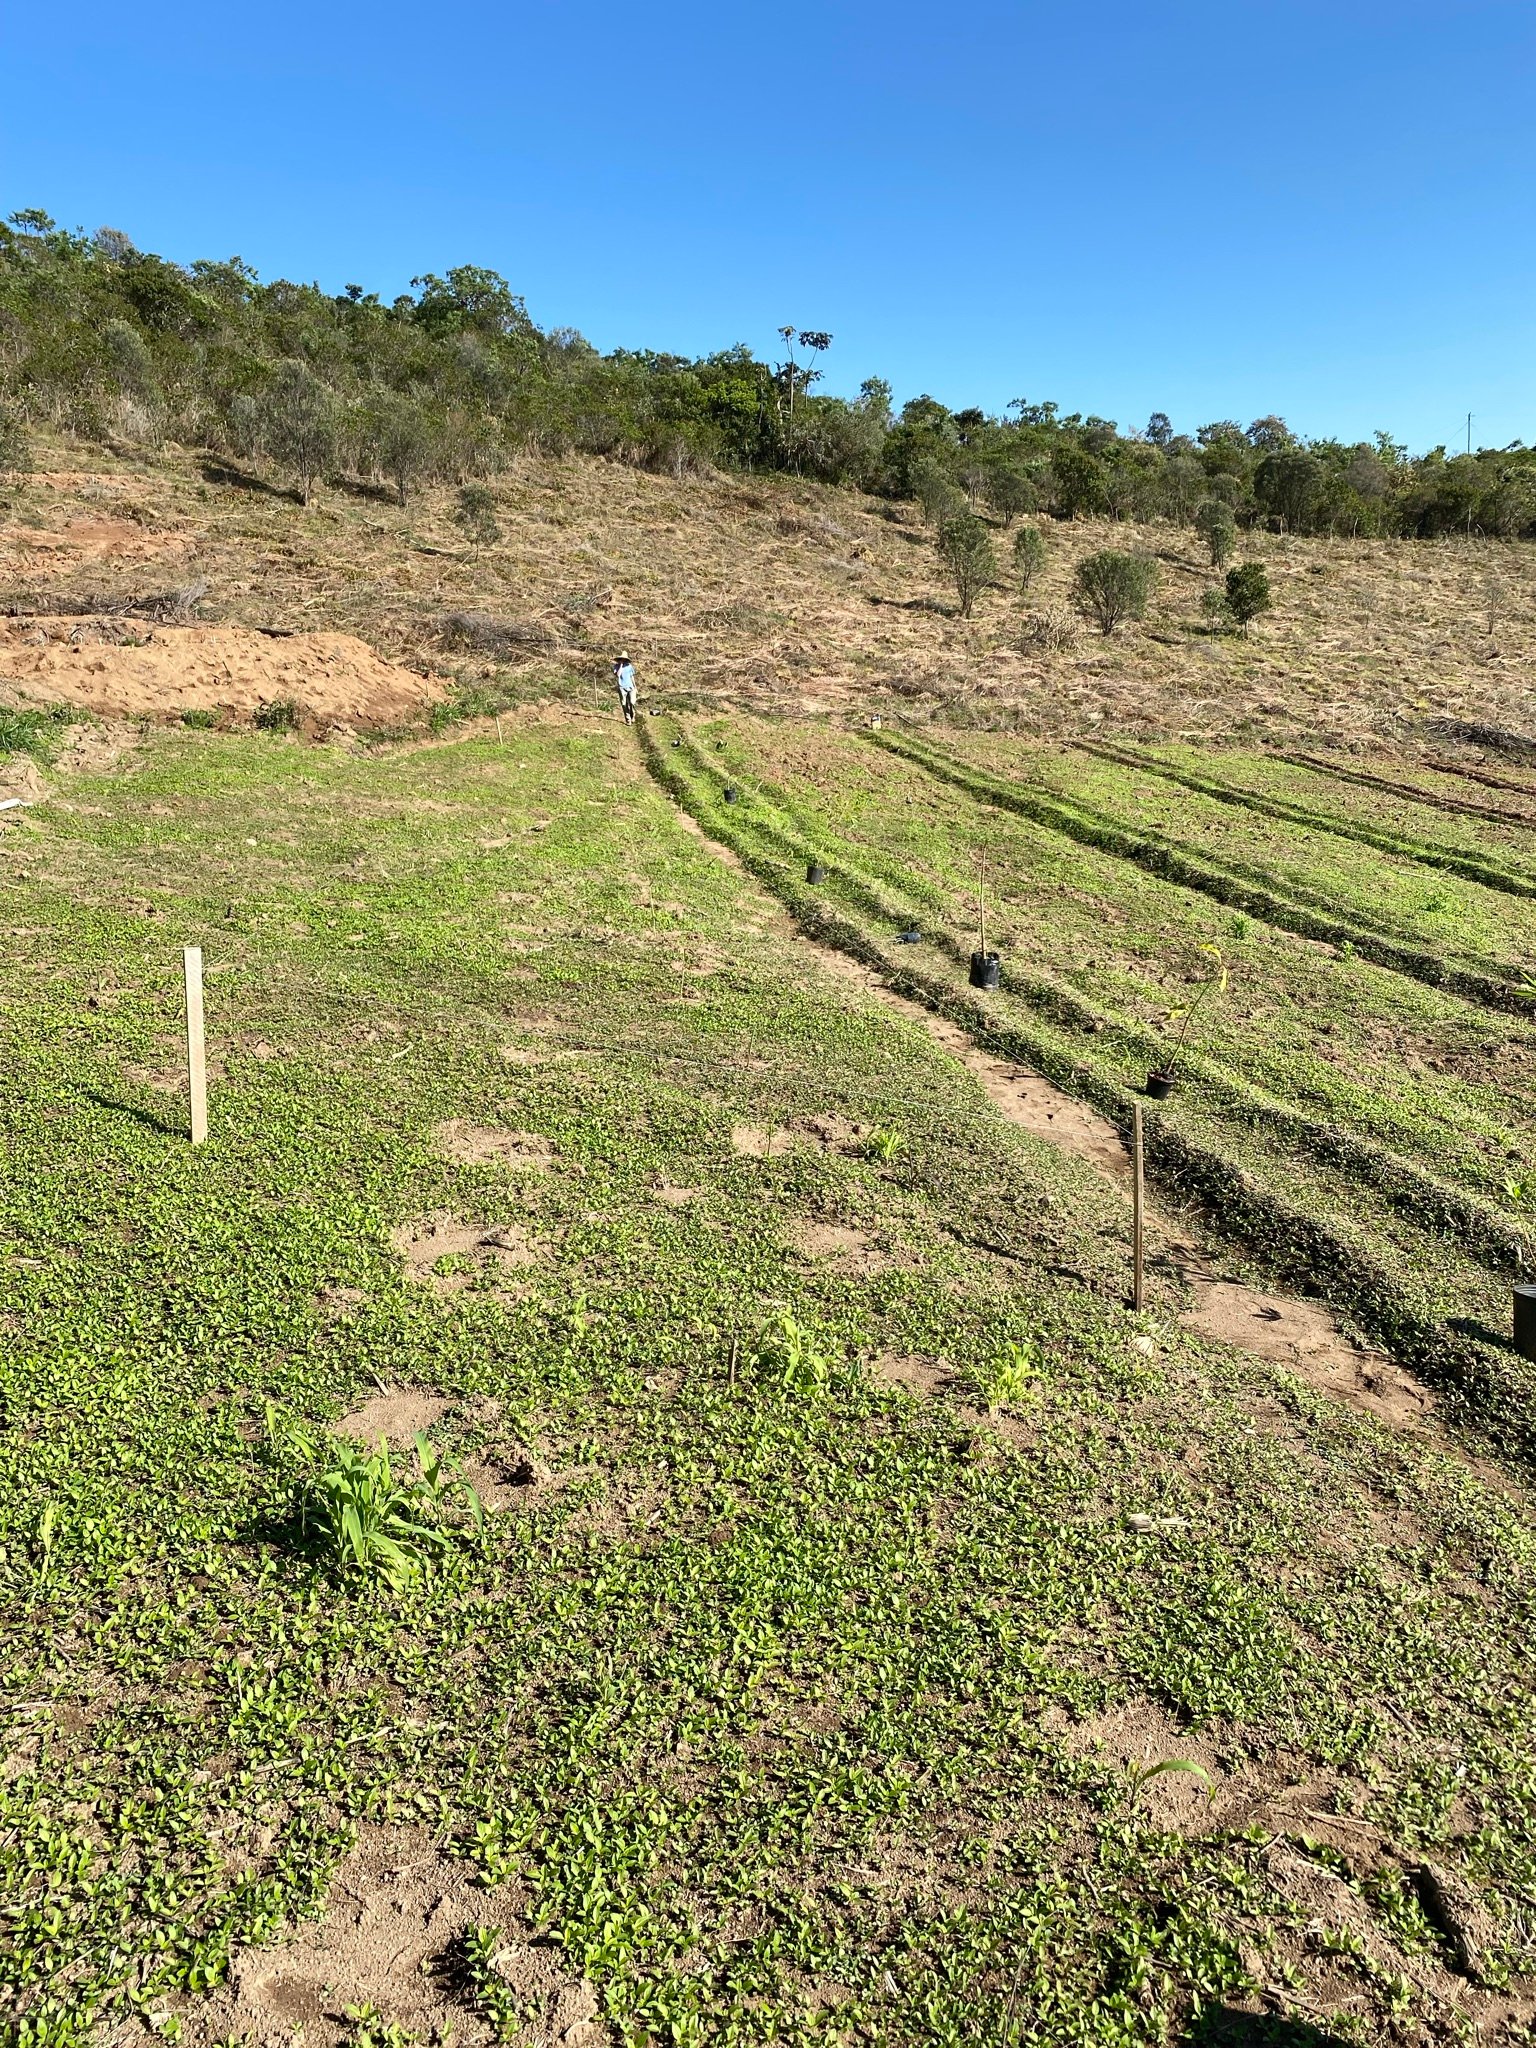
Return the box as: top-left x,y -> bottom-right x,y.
435,611 -> 559,659
1022,608 -> 1080,653
10,579 -> 208,624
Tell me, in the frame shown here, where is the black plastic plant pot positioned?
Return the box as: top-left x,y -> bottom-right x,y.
807,863 -> 826,885
1515,1284 -> 1536,1362
671,738 -> 681,747
969,949 -> 1001,991
723,787 -> 738,804
1146,1071 -> 1177,1101
897,929 -> 921,945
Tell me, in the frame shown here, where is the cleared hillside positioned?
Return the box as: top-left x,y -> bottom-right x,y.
2,440 -> 1535,748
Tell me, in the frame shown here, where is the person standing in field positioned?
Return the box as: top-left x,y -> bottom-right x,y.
613,655 -> 637,725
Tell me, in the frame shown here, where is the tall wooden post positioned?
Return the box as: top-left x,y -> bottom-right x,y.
1131,1101 -> 1145,1311
184,945 -> 207,1147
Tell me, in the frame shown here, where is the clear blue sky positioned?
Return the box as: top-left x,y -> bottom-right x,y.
4,0 -> 1531,452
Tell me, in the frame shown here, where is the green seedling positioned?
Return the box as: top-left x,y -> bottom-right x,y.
1124,1758 -> 1214,1808
32,1498 -> 58,1574
865,1124 -> 906,1164
754,1312 -> 835,1398
462,1924 -> 522,2042
343,2005 -> 419,2048
316,1433 -> 482,1589
1157,942 -> 1230,1082
976,1338 -> 1041,1411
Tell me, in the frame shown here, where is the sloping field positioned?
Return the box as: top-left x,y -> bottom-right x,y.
651,719 -> 1536,1457
2,717 -> 1536,2046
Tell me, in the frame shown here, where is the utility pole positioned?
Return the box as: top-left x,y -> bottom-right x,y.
1466,412 -> 1473,456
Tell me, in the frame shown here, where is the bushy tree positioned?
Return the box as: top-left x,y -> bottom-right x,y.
1254,448 -> 1322,532
937,510 -> 997,618
1073,551 -> 1155,635
1194,499 -> 1236,567
983,462 -> 1036,527
912,455 -> 965,528
0,404 -> 30,480
1012,523 -> 1047,592
1223,561 -> 1272,632
368,396 -> 439,506
454,484 -> 501,546
259,360 -> 338,504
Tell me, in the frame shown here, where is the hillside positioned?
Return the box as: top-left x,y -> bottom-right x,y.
2,438 -> 1535,751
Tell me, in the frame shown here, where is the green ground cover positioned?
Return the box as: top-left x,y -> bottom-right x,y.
5,719 -> 1536,2048
658,718 -> 1536,1457
945,738 -> 1536,985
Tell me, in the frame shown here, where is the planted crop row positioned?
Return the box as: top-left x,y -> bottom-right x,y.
880,727 -> 1535,1015
704,722 -> 1536,1218
1078,739 -> 1536,902
645,720 -> 1536,1471
1281,750 -> 1536,833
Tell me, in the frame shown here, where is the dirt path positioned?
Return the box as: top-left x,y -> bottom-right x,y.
666,793 -> 1441,1437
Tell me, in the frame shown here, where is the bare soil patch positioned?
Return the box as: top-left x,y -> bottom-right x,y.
731,1122 -> 786,1157
785,1218 -> 889,1274
920,1016 -> 1130,1178
335,1388 -> 453,1445
0,617 -> 438,726
1183,1275 -> 1435,1432
0,515 -> 198,568
435,1119 -> 556,1171
55,719 -> 140,774
179,1823 -> 603,2047
869,1351 -> 953,1399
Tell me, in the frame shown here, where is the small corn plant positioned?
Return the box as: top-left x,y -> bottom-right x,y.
865,1124 -> 906,1165
264,1402 -> 484,1590
1124,1757 -> 1214,1809
754,1312 -> 836,1398
976,1338 -> 1042,1412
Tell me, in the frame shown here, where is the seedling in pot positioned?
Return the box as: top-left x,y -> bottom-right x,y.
806,861 -> 826,885
969,852 -> 1001,991
1147,943 -> 1229,1098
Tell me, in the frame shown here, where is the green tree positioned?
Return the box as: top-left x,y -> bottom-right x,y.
1012,523 -> 1047,592
1254,448 -> 1322,532
454,484 -> 501,546
259,360 -> 338,505
912,455 -> 965,528
937,510 -> 997,618
1073,551 -> 1155,635
1194,499 -> 1236,567
1224,561 -> 1272,632
982,462 -> 1036,527
0,404 -> 31,481
368,396 -> 439,506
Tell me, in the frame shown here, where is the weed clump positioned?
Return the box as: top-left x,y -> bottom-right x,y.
253,695 -> 302,732
0,702 -> 73,762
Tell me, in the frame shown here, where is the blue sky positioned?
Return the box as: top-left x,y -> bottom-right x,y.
4,0 -> 1531,451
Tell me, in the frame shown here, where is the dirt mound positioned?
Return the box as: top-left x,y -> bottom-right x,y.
0,516 -> 196,567
0,616 -> 439,726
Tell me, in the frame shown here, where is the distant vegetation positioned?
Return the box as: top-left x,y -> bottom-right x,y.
2,205 -> 1533,540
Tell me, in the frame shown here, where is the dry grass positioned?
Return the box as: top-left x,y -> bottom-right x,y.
3,438 -> 1535,746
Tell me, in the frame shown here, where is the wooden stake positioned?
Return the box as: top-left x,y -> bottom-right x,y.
1131,1101 -> 1145,1311
978,856 -> 988,958
495,713 -> 504,744
183,945 -> 207,1147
